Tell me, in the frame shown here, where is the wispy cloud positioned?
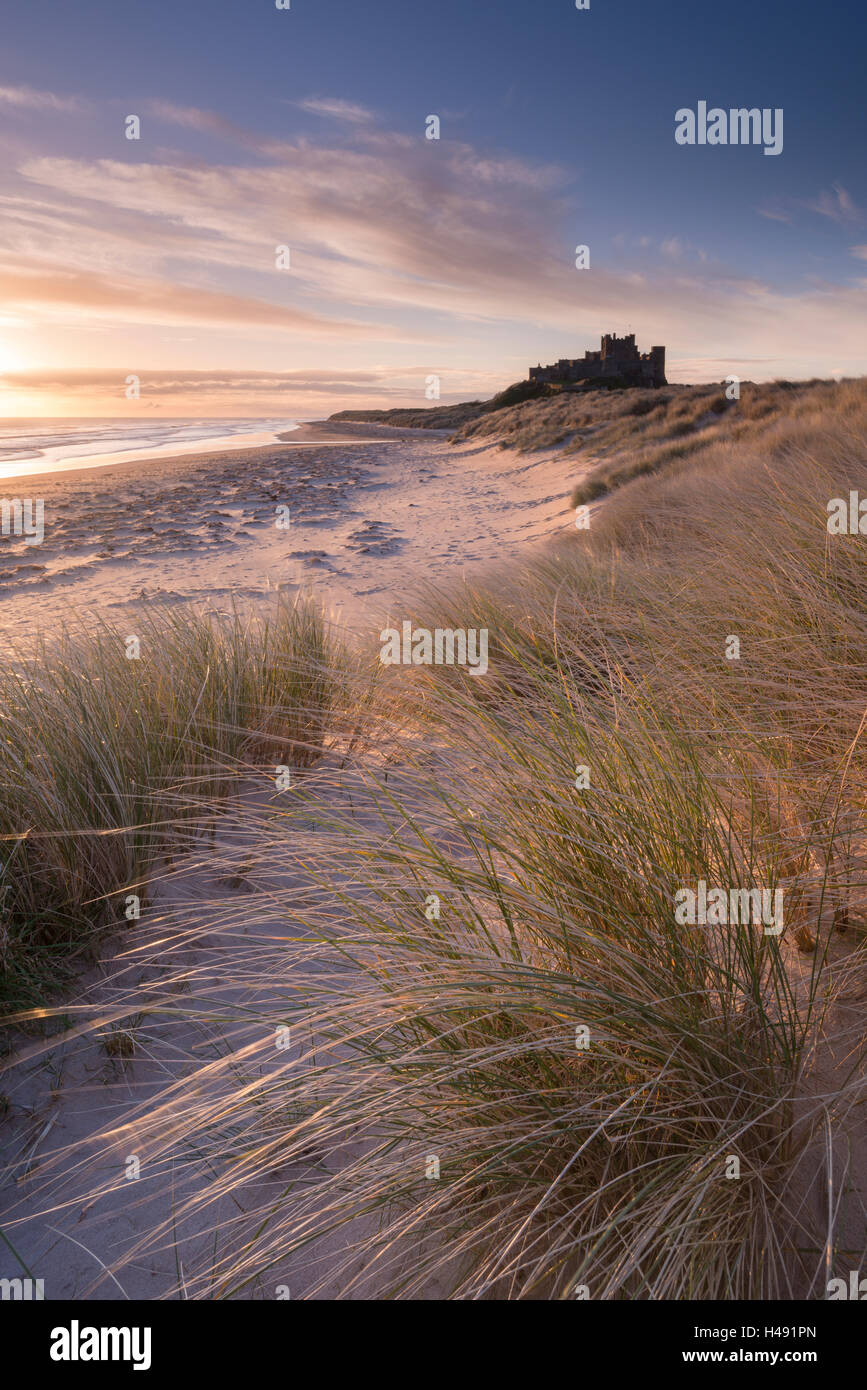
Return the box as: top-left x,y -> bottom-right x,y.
759,184 -> 864,228
0,367 -> 387,395
15,144 -> 576,328
148,100 -> 240,137
0,367 -> 487,413
5,107 -> 867,384
0,254 -> 393,338
295,97 -> 374,124
0,82 -> 82,112
807,183 -> 862,224
757,204 -> 792,224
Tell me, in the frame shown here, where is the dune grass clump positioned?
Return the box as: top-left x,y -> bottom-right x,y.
569,379 -> 867,506
249,707 -> 819,1299
0,598 -> 339,1011
454,380 -> 713,456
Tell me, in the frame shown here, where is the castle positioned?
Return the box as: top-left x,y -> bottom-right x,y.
529,334 -> 666,389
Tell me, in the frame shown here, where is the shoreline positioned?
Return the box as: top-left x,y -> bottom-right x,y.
0,421 -> 387,485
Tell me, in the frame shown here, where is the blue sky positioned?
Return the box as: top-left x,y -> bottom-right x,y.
1,0 -> 865,414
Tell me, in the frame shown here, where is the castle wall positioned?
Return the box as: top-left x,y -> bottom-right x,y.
529,334 -> 666,388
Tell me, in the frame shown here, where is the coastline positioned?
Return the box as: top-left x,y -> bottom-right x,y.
0,420 -> 386,485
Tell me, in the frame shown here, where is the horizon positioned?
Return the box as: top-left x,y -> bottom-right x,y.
1,0 -> 866,418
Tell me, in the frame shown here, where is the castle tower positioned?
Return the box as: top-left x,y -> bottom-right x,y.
649,346 -> 666,386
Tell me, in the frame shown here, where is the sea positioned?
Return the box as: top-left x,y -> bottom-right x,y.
0,418 -> 300,480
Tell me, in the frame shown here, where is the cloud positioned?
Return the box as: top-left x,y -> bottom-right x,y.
0,367 -> 487,414
4,108 -> 867,384
295,97 -> 374,124
15,144 -> 575,329
0,83 -> 82,112
759,184 -> 863,228
12,94 -> 572,335
850,245 -> 867,261
757,205 -> 792,224
0,258 -> 393,337
0,368 -> 386,394
145,100 -> 280,155
148,100 -> 242,138
805,183 -> 862,224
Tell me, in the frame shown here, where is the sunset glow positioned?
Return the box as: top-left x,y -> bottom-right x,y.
1,2 -> 866,419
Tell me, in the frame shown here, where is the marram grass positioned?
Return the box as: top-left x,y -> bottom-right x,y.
0,596 -> 340,1011
2,385 -> 866,1300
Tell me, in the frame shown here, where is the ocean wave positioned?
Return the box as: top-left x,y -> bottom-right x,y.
0,419 -> 299,478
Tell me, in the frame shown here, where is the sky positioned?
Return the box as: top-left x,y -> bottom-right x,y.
0,0 -> 865,417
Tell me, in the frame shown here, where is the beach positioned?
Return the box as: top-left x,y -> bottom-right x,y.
0,420 -> 590,650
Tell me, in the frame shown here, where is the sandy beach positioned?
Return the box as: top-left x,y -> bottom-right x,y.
0,420 -> 589,650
